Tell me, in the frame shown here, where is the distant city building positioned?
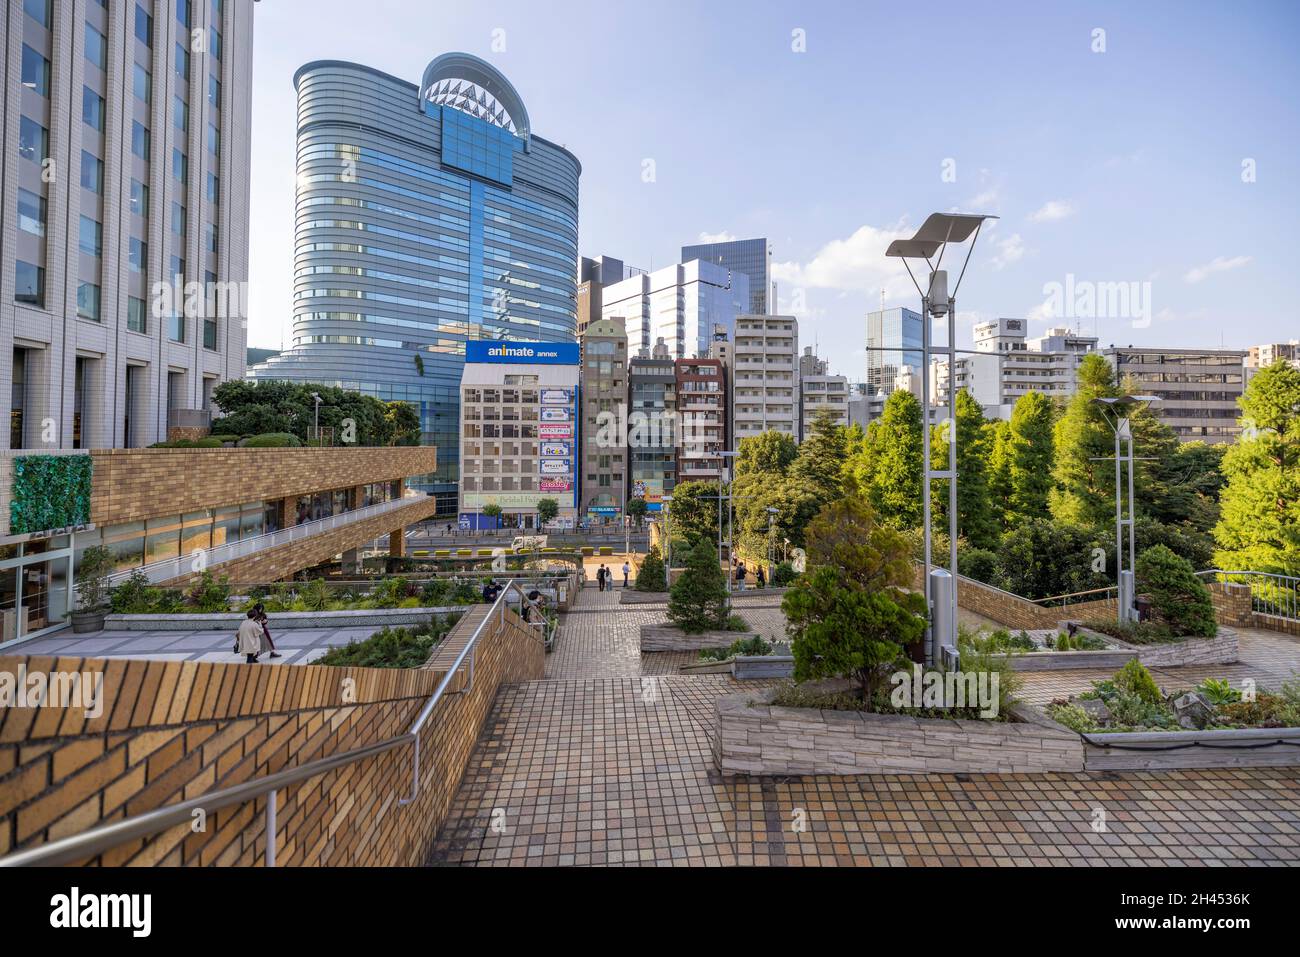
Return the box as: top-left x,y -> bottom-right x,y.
798,347 -> 847,439
846,382 -> 872,430
1246,340 -> 1300,381
675,357 -> 727,484
246,347 -> 280,367
866,307 -> 923,398
733,314 -> 798,441
458,341 -> 580,529
1103,346 -> 1247,444
681,237 -> 771,315
601,260 -> 747,360
248,53 -> 581,513
4,0 -> 256,450
577,255 -> 640,338
578,317 -> 628,522
628,341 -> 676,512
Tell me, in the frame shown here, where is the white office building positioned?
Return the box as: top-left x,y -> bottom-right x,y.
600,259 -> 748,360
4,0 -> 255,450
797,346 -> 847,439
733,313 -> 798,441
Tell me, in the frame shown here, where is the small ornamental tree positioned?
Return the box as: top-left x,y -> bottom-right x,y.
1135,544 -> 1217,637
783,494 -> 927,700
668,539 -> 729,633
535,498 -> 559,527
626,496 -> 648,528
482,502 -> 503,525
636,545 -> 667,592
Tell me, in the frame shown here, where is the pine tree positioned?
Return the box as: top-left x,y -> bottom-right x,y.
668,538 -> 730,633
636,546 -> 667,592
665,480 -> 720,548
986,419 -> 1014,531
1049,354 -> 1121,529
791,407 -> 848,511
1213,360 -> 1300,576
930,389 -> 998,549
1007,390 -> 1055,524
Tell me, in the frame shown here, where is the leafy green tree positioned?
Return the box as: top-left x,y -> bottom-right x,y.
783,494 -> 926,698
210,380 -> 420,446
931,389 -> 998,549
856,390 -> 924,529
536,498 -> 559,526
665,480 -> 720,548
1214,360 -> 1300,576
482,502 -> 503,523
791,408 -> 848,510
736,430 -> 798,476
668,539 -> 729,633
626,496 -> 648,528
997,518 -> 1111,600
1006,390 -> 1055,524
1136,544 -> 1217,637
1049,354 -> 1120,529
636,545 -> 667,592
986,418 -> 1014,530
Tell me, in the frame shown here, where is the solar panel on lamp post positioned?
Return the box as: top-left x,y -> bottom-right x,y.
1091,395 -> 1160,623
885,213 -> 998,666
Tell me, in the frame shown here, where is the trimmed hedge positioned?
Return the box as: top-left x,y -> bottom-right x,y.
240,432 -> 303,448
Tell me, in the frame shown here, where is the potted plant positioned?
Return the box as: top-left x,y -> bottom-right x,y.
71,545 -> 114,633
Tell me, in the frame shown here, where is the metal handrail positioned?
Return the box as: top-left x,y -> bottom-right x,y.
1030,585 -> 1120,608
1195,568 -> 1300,621
0,581 -> 544,868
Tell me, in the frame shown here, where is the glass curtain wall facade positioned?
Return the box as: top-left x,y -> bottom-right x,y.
866,307 -> 923,397
247,55 -> 581,513
681,237 -> 770,315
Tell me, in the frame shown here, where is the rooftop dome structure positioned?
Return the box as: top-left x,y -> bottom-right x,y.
418,52 -> 531,148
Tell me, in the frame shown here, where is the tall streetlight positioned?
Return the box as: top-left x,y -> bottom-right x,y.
766,506 -> 779,570
1091,395 -> 1159,623
885,212 -> 997,665
718,450 -> 739,593
661,494 -> 673,574
310,391 -> 323,444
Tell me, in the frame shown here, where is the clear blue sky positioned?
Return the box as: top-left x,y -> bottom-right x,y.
247,0 -> 1300,376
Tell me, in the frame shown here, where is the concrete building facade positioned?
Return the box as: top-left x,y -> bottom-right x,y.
600,259 -> 747,360
627,342 -> 675,512
1103,346 -> 1247,443
797,347 -> 848,439
3,0 -> 255,451
578,316 -> 627,522
733,314 -> 798,441
675,357 -> 727,484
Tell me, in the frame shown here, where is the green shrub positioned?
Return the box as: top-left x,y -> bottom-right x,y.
1196,677 -> 1242,706
698,635 -> 773,662
298,578 -> 333,612
959,627 -> 1035,654
110,570 -> 185,614
1047,702 -> 1097,734
1135,544 -> 1217,637
1080,617 -> 1174,645
74,546 -> 115,611
1115,658 -> 1163,705
315,614 -> 461,668
241,432 -> 303,448
957,546 -> 1001,585
771,561 -> 797,586
635,546 -> 667,592
724,614 -> 750,632
419,578 -> 451,606
184,570 -> 232,612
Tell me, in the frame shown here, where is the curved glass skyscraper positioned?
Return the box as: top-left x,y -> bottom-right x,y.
249,54 -> 580,510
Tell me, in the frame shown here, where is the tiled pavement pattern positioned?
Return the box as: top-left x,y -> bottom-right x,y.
429,582 -> 1300,866
9,625 -> 376,665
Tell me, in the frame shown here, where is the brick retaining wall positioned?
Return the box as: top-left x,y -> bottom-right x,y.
0,605 -> 542,865
640,625 -> 758,653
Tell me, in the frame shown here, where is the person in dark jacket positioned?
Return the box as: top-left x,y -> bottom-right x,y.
253,603 -> 281,659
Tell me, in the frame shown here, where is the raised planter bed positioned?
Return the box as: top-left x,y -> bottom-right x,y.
714,686 -> 1083,776
103,605 -> 469,632
1081,726 -> 1300,771
1130,629 -> 1239,666
988,625 -> 1240,671
640,624 -> 758,653
733,655 -> 794,680
619,590 -> 669,604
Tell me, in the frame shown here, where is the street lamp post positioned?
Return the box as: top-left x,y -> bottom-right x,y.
766,506 -> 779,570
662,495 -> 673,576
718,451 -> 739,594
886,213 -> 997,666
1092,395 -> 1159,623
310,391 -> 322,444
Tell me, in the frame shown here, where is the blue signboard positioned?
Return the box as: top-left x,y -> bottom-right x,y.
465,341 -> 580,365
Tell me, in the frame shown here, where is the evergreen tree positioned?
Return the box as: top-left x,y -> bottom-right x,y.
635,546 -> 667,592
736,430 -> 798,476
665,480 -> 720,548
791,407 -> 848,510
1136,545 -> 1217,637
1049,354 -> 1121,529
1007,390 -> 1056,524
857,390 -> 924,529
930,389 -> 998,549
668,539 -> 730,633
986,419 -> 1014,531
1213,360 -> 1300,576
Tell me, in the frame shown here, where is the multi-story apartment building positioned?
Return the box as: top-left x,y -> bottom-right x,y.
1103,346 -> 1247,443
627,341 -> 675,512
576,255 -> 638,338
249,53 -> 581,512
578,316 -> 627,522
866,306 -> 922,399
675,357 -> 727,483
458,341 -> 580,529
797,346 -> 848,439
680,236 -> 770,315
601,259 -> 748,359
733,314 -> 798,441
1246,340 -> 1300,382
4,0 -> 255,451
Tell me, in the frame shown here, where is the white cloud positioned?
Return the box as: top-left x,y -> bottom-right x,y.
771,222 -> 917,300
990,233 -> 1026,270
1183,255 -> 1252,284
1028,200 -> 1076,223
696,230 -> 737,244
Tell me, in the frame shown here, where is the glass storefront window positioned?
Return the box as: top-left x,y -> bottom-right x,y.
145,517 -> 180,564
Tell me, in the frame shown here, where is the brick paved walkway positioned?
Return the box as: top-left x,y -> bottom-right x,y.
428,584 -> 1300,866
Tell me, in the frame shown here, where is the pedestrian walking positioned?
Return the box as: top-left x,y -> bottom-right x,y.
235,610 -> 264,664
737,561 -> 747,591
622,561 -> 630,588
756,565 -> 766,589
253,603 -> 281,659
597,564 -> 607,591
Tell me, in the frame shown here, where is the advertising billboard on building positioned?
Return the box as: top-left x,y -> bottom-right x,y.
464,341 -> 581,365
540,388 -> 571,405
540,459 -> 570,474
539,424 -> 572,440
540,408 -> 570,422
541,442 -> 570,457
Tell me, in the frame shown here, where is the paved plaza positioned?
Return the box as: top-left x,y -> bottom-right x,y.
10,625 -> 375,665
429,583 -> 1300,867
